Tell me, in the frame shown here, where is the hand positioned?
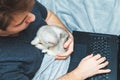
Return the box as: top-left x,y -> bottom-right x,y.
72,54 -> 111,80
55,32 -> 74,60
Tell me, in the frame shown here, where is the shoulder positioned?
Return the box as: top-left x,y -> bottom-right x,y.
32,0 -> 48,19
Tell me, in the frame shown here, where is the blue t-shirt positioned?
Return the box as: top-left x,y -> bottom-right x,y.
0,1 -> 47,80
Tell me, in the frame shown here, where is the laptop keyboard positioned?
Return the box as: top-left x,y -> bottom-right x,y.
88,36 -> 111,80
89,36 -> 111,59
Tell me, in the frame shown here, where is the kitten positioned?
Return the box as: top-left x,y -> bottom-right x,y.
31,25 -> 69,56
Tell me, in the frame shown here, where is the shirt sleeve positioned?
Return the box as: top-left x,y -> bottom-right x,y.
34,1 -> 48,19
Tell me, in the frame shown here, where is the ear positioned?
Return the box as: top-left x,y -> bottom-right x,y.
31,37 -> 40,45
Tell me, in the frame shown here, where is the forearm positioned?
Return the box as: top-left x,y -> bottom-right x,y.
57,69 -> 84,80
45,10 -> 70,33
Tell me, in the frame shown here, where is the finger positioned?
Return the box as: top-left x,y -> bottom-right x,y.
82,54 -> 93,61
97,69 -> 111,74
55,56 -> 67,60
97,57 -> 106,64
64,37 -> 72,48
57,41 -> 73,57
93,54 -> 102,60
98,61 -> 109,69
57,48 -> 73,57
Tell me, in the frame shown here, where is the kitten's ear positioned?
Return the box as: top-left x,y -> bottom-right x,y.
31,37 -> 40,45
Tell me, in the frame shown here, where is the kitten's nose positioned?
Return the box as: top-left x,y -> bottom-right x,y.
31,37 -> 40,45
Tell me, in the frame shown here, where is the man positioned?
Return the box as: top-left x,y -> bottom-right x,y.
0,0 -> 111,80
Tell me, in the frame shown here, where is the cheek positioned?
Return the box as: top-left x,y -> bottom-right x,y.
15,25 -> 29,32
6,24 -> 29,33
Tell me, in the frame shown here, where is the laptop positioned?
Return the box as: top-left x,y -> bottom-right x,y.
68,31 -> 120,80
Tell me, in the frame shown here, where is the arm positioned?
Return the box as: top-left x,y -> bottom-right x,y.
45,10 -> 74,59
57,54 -> 111,80
45,10 -> 68,31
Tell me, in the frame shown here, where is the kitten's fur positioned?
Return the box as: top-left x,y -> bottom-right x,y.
31,25 -> 69,56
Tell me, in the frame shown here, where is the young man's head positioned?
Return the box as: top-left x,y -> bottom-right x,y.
0,0 -> 36,36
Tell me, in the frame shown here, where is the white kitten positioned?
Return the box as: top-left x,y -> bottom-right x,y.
31,25 -> 69,56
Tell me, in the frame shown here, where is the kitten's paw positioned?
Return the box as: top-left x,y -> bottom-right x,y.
42,49 -> 48,53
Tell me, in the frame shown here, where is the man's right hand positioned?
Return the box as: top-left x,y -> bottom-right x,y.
73,54 -> 111,80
